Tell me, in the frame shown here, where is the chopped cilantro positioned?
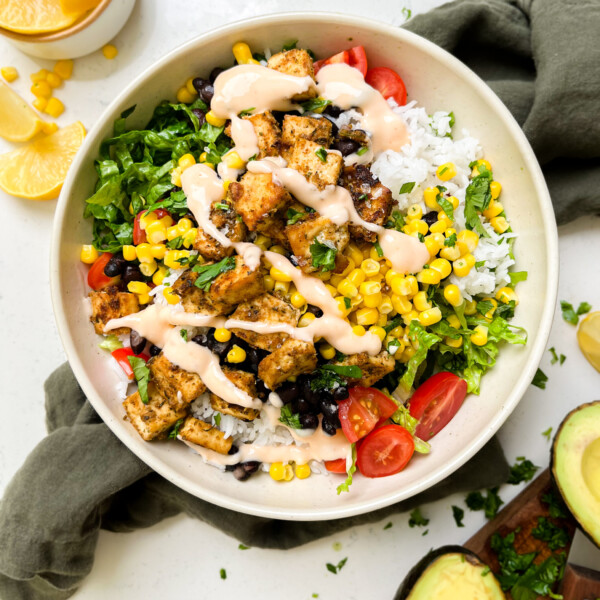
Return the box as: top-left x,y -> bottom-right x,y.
180,329 -> 188,342
531,368 -> 548,389
315,147 -> 328,163
326,557 -> 348,574
357,146 -> 368,156
399,181 -> 415,194
444,233 -> 457,247
387,337 -> 401,354
166,235 -> 184,249
464,165 -> 493,236
167,418 -> 184,439
192,256 -> 236,291
238,544 -> 250,550
374,240 -> 383,257
310,368 -> 344,392
336,444 -> 357,494
98,334 -> 123,352
310,239 -> 337,271
561,300 -> 591,325
321,364 -> 362,378
542,491 -> 568,519
465,487 -> 503,520
476,300 -> 494,316
509,271 -> 528,287
401,7 -> 412,19
531,517 -> 569,550
437,195 -> 454,221
408,507 -> 429,528
214,412 -> 221,428
439,166 -> 449,176
301,98 -> 331,112
452,505 -> 465,527
279,404 -> 302,429
127,356 -> 151,404
384,522 -> 393,530
422,529 -> 429,536
220,568 -> 227,580
281,39 -> 298,51
344,297 -> 351,310
549,348 -> 566,365
542,427 -> 553,441
386,210 -> 406,231
508,457 -> 539,485
475,260 -> 486,268
238,108 -> 255,117
215,202 -> 230,211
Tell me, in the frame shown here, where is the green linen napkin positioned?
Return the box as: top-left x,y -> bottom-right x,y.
0,364 -> 508,599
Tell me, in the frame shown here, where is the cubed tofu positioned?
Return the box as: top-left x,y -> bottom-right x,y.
245,111 -> 281,159
339,165 -> 393,243
229,292 -> 300,351
208,255 -> 265,308
258,338 -> 318,390
280,115 -> 333,161
267,49 -> 316,101
178,416 -> 232,454
193,199 -> 247,261
148,353 -> 206,410
123,384 -> 187,441
172,270 -> 229,315
209,368 -> 260,421
331,351 -> 395,387
285,212 -> 349,274
89,287 -> 140,335
229,171 -> 292,232
287,138 -> 343,190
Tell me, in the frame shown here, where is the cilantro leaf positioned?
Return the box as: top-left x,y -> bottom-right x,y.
168,418 -> 184,439
384,522 -> 393,530
220,568 -> 227,580
282,39 -> 298,51
315,147 -> 328,163
321,364 -> 362,378
559,300 -> 589,325
286,207 -> 313,225
452,505 -> 465,527
344,297 -> 351,309
238,544 -> 250,550
310,239 -> 337,271
464,167 -> 493,236
437,195 -> 454,221
531,368 -> 548,389
399,321 -> 441,393
399,182 -> 415,194
542,427 -> 553,441
310,368 -> 344,392
386,210 -> 406,231
408,507 -> 429,528
214,412 -> 221,428
326,557 -> 348,574
98,334 -> 123,352
577,301 -> 592,315
542,491 -> 568,519
444,233 -> 457,247
192,256 -> 236,291
127,356 -> 151,404
466,487 -> 504,520
301,98 -> 331,112
279,404 -> 302,429
531,517 -> 569,550
509,271 -> 528,287
508,457 -> 539,485
336,444 -> 357,494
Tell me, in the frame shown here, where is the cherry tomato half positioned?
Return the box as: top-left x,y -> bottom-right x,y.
408,372 -> 468,440
356,424 -> 415,478
87,252 -> 119,290
314,45 -> 368,77
111,347 -> 150,380
133,208 -> 171,245
365,67 -> 407,106
338,387 -> 397,443
324,458 -> 348,474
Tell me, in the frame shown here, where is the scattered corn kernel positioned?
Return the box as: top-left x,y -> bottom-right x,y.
481,298 -> 498,320
269,462 -> 285,481
402,310 -> 420,326
464,299 -> 477,315
1,67 -> 18,82
436,162 -> 457,181
283,464 -> 294,481
355,307 -> 379,326
206,110 -> 227,127
178,153 -> 196,170
345,243 -> 364,267
407,204 -> 423,220
347,267 -> 365,287
445,336 -> 463,348
490,181 -> 502,200
254,234 -> 271,250
443,284 -> 462,307
337,278 -> 358,298
295,463 -> 311,479
447,314 -> 461,329
44,97 -> 64,118
134,243 -> 152,263
496,286 -> 518,305
429,220 -> 448,234
268,244 -> 287,256
363,292 -> 383,308
273,280 -> 290,294
424,232 -> 445,255
453,257 -> 472,277
223,150 -> 245,169
490,216 -> 509,234
379,294 -> 393,315
122,245 -> 136,261
359,281 -> 381,296
417,268 -> 441,285
361,258 -> 380,277
185,77 -> 197,96
32,97 -> 48,112
457,230 -> 479,253
30,69 -> 49,83
440,245 -> 461,261
182,228 -> 197,248
214,328 -> 232,343
139,260 -> 158,277
53,60 -> 73,80
325,284 -> 337,296
335,296 -> 351,317
471,325 -> 489,346
102,44 -> 118,59
176,217 -> 193,234
419,307 -> 442,326
413,291 -> 432,312
227,345 -> 246,363
430,258 -> 452,279
483,200 -> 504,220
471,159 -> 491,176
146,221 -> 167,244
176,86 -> 194,104
138,293 -> 151,304
298,312 -> 316,328
313,270 -> 331,281
368,325 -> 387,342
41,121 -> 58,135
233,42 -> 258,65
31,80 -> 52,98
80,244 -> 98,264
46,72 -> 62,88
290,291 -> 306,309
319,343 -> 336,360
128,281 -> 150,295
152,267 -> 166,286
352,325 -> 366,337
270,266 -> 292,282
162,287 -> 179,304
424,186 -> 440,209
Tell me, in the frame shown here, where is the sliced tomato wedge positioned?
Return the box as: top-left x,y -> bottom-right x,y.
356,424 -> 415,478
408,372 -> 468,440
314,45 -> 368,77
87,252 -> 119,290
365,67 -> 407,105
324,458 -> 347,474
338,387 -> 397,443
133,208 -> 171,245
111,347 -> 150,380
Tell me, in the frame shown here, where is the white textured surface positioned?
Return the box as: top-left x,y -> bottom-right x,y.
0,0 -> 599,598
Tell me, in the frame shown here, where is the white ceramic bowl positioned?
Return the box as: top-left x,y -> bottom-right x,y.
50,12 -> 558,520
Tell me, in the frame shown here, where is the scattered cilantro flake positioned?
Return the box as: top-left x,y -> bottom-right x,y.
326,557 -> 348,574
215,202 -> 230,211
399,181 -> 415,194
384,522 -> 393,530
542,491 -> 568,519
532,368 -> 548,389
559,354 -> 566,365
99,334 -> 123,352
301,98 -> 331,112
310,368 -> 344,392
167,418 -> 184,439
422,529 -> 429,536
312,595 -> 319,599
214,412 -> 221,428
357,146 -> 368,156
418,232 -> 425,243
386,210 -> 406,231
439,166 -> 449,176
531,517 -> 569,550
508,457 -> 539,485
344,297 -> 351,310
279,404 -> 302,429
437,195 -> 454,221
509,271 -> 528,287
310,239 -> 337,271
401,7 -> 412,19
180,329 -> 188,341
542,427 -> 553,441
220,568 -> 227,580
315,147 -> 328,163
192,256 -> 236,291
475,260 -> 486,268
464,165 -> 493,236
238,544 -> 250,550
465,487 -> 504,520
561,300 -> 591,325
321,364 -> 362,378
127,356 -> 151,404
238,107 -> 255,117
387,337 -> 401,354
282,39 -> 298,51
374,241 -> 383,257
408,507 -> 429,528
336,444 -> 357,494
549,347 -> 559,364
578,301 -> 592,315
166,236 -> 184,249
452,505 -> 465,527
444,233 -> 457,247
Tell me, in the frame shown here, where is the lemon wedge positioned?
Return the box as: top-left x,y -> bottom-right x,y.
578,311 -> 600,372
0,0 -> 85,34
59,0 -> 100,15
0,81 -> 45,142
0,121 -> 86,201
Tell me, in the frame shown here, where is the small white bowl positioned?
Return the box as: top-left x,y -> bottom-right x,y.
50,12 -> 558,520
0,0 -> 135,59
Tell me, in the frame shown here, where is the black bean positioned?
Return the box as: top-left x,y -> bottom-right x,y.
209,67 -> 224,84
208,339 -> 232,359
122,264 -> 142,285
130,330 -> 146,354
149,344 -> 161,356
278,383 -> 299,405
306,305 -> 323,318
320,398 -> 339,420
300,413 -> 319,429
423,211 -> 438,226
324,104 -> 342,118
301,378 -> 320,405
192,108 -> 206,127
333,138 -> 360,157
104,254 -> 126,277
321,418 -> 337,436
192,77 -> 214,104
332,385 -> 349,401
255,379 -> 269,401
243,346 -> 266,374
192,333 -> 209,347
242,461 -> 260,474
232,461 -> 260,481
289,255 -> 300,267
228,444 -> 239,455
293,398 -> 312,414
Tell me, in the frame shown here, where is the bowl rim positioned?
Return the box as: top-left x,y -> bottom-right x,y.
50,11 -> 559,520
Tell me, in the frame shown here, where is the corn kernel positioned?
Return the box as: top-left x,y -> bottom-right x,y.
443,284 -> 462,307
223,180 -> 231,192
31,80 -> 52,98
30,69 -> 49,83
471,159 -> 491,176
329,274 -> 344,288
359,281 -> 381,296
369,246 -> 383,261
402,310 -> 420,326
270,266 -> 292,282
174,218 -> 192,235
178,153 -> 196,170
80,244 -> 98,264
413,291 -> 432,312
417,268 -> 441,285
313,270 -> 331,281
448,195 -> 459,210
464,299 -> 477,315
335,296 -> 351,317
337,278 -> 358,298
389,275 -> 405,297
424,186 -> 440,209
273,280 -> 290,294
128,281 -> 150,295
344,243 -> 364,267
419,307 -> 442,326
355,308 -> 379,326
352,325 -> 366,337
430,258 -> 452,279
233,42 -> 256,64
347,267 -> 365,287
160,287 -> 178,305
406,276 -> 419,296
496,286 -> 519,305
53,60 -> 73,80
363,292 -> 383,308
268,244 -> 287,256
102,44 -> 118,59
350,293 -> 363,308
319,343 -> 336,360
227,345 -> 246,363
457,230 -> 479,253
1,66 -> 18,82
163,249 -> 189,269
298,312 -> 316,328
223,150 -> 245,169
491,216 -> 509,234
182,228 -> 197,248
134,243 -> 151,263
453,257 -> 472,277
139,260 -> 157,277
46,72 -> 62,89
137,293 -> 151,304
440,245 -> 461,261
263,274 -> 275,291
32,97 -> 48,112
361,258 -> 380,277
364,325 -> 385,342
283,464 -> 294,481
185,77 -> 198,96
424,232 -> 445,256
412,219 -> 429,236
445,336 -> 463,348
206,110 -> 227,127
254,234 -> 271,250
290,291 -> 306,309
119,245 -> 135,264
407,204 -> 423,220
377,313 -> 388,327
483,200 -> 504,220
447,314 -> 461,329
325,284 -> 337,296
214,328 -> 232,343
295,463 -> 311,479
437,162 -> 457,181
378,294 -> 393,315
45,97 -> 64,118
146,221 -> 167,244
471,325 -> 489,346
429,220 -> 448,234
269,462 -> 285,481
490,180 -> 502,200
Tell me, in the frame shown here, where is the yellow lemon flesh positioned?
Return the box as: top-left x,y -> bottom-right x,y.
0,81 -> 45,142
0,121 -> 86,201
0,0 -> 86,34
59,0 -> 100,15
578,311 -> 600,372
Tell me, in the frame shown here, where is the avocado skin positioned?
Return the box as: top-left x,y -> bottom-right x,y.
550,400 -> 600,549
394,545 -> 505,600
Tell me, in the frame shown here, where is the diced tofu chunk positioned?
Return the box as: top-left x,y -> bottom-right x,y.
123,384 -> 187,441
285,212 -> 349,274
339,165 -> 393,243
267,49 -> 316,101
89,288 -> 139,335
193,199 -> 247,261
148,353 -> 206,410
258,339 -> 318,390
280,115 -> 333,161
172,270 -> 229,315
331,351 -> 395,387
287,138 -> 343,189
178,416 -> 232,454
229,171 -> 292,232
209,368 -> 260,421
245,111 -> 281,158
229,292 -> 300,351
208,255 -> 265,308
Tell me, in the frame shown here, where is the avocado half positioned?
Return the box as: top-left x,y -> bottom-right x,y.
551,400 -> 600,548
394,546 -> 506,600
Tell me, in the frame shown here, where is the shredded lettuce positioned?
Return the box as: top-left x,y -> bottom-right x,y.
336,444 -> 357,494
98,334 -> 123,352
399,321 -> 441,393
